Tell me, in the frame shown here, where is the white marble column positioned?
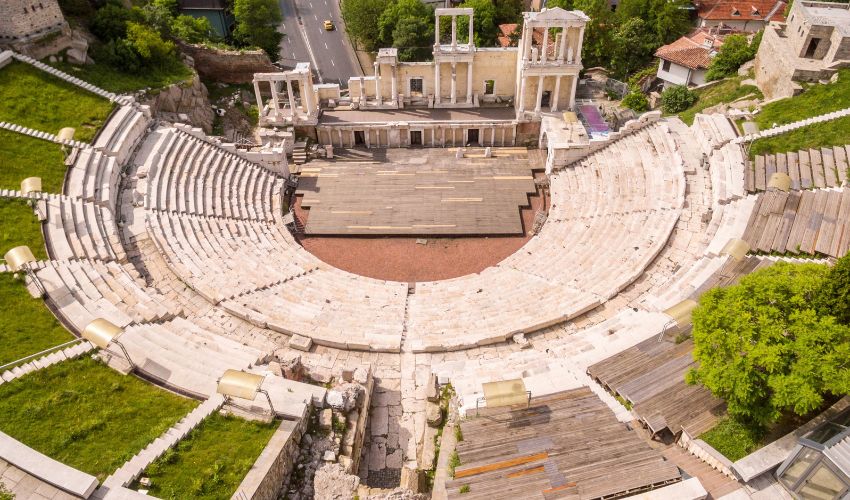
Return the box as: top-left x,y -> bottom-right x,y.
391,64 -> 398,104
253,81 -> 263,113
534,75 -> 544,113
558,30 -> 567,62
518,76 -> 526,112
468,14 -> 474,44
576,27 -> 585,65
450,62 -> 457,105
285,79 -> 296,117
435,15 -> 440,45
552,75 -> 562,112
435,62 -> 441,105
466,62 -> 473,104
541,27 -> 549,64
570,75 -> 578,109
523,23 -> 533,61
451,15 -> 457,48
359,77 -> 366,105
374,62 -> 382,103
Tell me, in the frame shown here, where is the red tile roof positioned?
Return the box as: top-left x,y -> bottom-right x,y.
655,29 -> 728,70
696,0 -> 787,22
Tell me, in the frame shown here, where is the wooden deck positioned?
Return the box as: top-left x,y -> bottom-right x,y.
445,388 -> 681,499
295,148 -> 540,235
742,188 -> 850,257
745,145 -> 849,192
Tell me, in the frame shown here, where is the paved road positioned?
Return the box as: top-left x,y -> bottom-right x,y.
278,0 -> 362,87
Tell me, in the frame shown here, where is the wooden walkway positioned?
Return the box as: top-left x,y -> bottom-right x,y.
746,145 -> 849,192
295,148 -> 539,235
742,188 -> 850,257
445,388 -> 681,499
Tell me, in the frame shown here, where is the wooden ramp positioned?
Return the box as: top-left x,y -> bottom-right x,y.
295,148 -> 540,235
746,145 -> 849,192
742,188 -> 850,257
445,388 -> 681,499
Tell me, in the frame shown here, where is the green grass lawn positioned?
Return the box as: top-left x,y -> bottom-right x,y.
0,62 -> 114,143
0,197 -> 47,260
677,77 -> 763,126
699,417 -> 767,461
51,58 -> 194,94
0,128 -> 67,193
0,273 -> 73,367
750,114 -> 850,157
140,413 -> 277,499
754,69 -> 850,129
0,357 -> 198,480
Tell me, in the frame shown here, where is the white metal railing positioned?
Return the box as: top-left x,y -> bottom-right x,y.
0,338 -> 84,372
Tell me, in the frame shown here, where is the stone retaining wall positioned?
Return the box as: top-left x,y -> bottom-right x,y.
179,43 -> 277,84
232,411 -> 308,500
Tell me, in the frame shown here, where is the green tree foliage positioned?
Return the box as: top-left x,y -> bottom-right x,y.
616,0 -> 691,47
126,22 -> 177,65
622,91 -> 648,111
458,0 -> 497,46
493,0 -> 522,25
609,18 -> 657,79
688,262 -> 850,426
546,0 -> 573,9
573,0 -> 611,68
232,0 -> 283,58
660,85 -> 697,113
171,15 -> 216,44
818,252 -> 850,325
141,0 -> 179,36
706,33 -> 760,81
0,482 -> 13,500
341,0 -> 389,51
91,3 -> 135,41
379,0 -> 434,60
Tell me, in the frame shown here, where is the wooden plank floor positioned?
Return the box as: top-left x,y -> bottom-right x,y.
295,148 -> 539,235
445,388 -> 681,499
746,144 -> 849,193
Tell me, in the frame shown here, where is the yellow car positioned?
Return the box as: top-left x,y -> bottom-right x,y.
323,20 -> 335,31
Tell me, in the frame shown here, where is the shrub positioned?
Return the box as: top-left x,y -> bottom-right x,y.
91,3 -> 134,41
661,85 -> 697,113
817,252 -> 850,325
171,15 -> 216,44
706,32 -> 761,81
126,22 -> 177,66
622,91 -> 649,112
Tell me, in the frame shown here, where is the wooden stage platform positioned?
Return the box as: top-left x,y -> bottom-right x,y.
295,148 -> 542,235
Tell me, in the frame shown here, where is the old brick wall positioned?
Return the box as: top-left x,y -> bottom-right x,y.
0,0 -> 65,41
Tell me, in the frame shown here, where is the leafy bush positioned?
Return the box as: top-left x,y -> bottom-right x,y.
171,15 -> 216,44
90,3 -> 135,41
622,91 -> 649,112
126,22 -> 177,66
700,417 -> 766,461
706,33 -> 761,81
660,85 -> 697,113
817,252 -> 850,325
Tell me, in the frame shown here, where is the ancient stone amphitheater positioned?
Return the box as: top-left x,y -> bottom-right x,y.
2,52 -> 849,499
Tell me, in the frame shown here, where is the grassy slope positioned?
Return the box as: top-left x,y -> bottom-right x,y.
142,414 -> 277,499
0,62 -> 114,143
0,273 -> 73,367
699,417 -> 766,461
0,356 -> 198,480
0,128 -> 67,193
0,197 -> 48,259
749,69 -> 850,156
677,77 -> 763,126
52,58 -> 194,94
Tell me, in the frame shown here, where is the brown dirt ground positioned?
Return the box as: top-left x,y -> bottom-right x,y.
293,172 -> 549,282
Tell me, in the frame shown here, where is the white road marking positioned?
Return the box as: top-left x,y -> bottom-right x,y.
314,14 -> 318,20
282,23 -> 286,29
331,59 -> 335,66
324,42 -> 328,49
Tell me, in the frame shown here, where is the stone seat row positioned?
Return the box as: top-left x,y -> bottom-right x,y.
145,211 -> 313,303
45,196 -> 125,263
34,258 -> 180,331
709,143 -> 747,205
65,149 -> 120,208
92,105 -> 151,166
140,127 -> 280,222
691,113 -> 738,156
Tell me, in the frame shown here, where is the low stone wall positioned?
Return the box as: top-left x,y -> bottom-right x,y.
179,43 -> 277,84
678,429 -> 736,479
232,412 -> 308,500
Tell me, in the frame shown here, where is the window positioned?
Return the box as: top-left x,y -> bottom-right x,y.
484,80 -> 495,95
780,448 -> 819,490
797,465 -> 846,500
409,78 -> 423,94
662,60 -> 672,72
732,8 -> 741,16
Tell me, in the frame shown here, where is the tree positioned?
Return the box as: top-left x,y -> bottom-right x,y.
341,0 -> 389,51
818,252 -> 850,325
232,0 -> 283,58
616,0 -> 691,47
687,262 -> 850,426
91,3 -> 134,41
546,0 -> 573,9
141,0 -> 179,36
706,33 -> 760,81
572,0 -> 611,68
458,0 -> 497,46
493,0 -> 522,25
126,22 -> 177,66
171,15 -> 216,44
378,0 -> 434,60
609,18 -> 656,79
660,85 -> 696,113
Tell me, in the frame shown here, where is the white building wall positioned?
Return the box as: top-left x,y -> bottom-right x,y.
656,59 -> 693,86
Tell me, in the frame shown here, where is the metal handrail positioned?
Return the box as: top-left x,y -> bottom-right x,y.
0,338 -> 84,372
657,319 -> 677,342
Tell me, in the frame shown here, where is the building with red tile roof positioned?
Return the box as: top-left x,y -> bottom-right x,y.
655,28 -> 731,87
695,0 -> 787,32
